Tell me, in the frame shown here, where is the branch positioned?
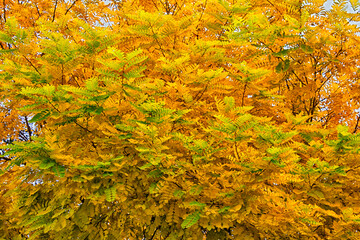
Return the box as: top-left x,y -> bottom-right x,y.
173,0 -> 186,16
234,133 -> 241,161
241,82 -> 247,107
34,3 -> 41,17
353,114 -> 360,133
65,0 -> 78,15
148,22 -> 166,57
2,0 -> 6,23
149,226 -> 160,240
150,0 -> 160,12
0,156 -> 11,161
23,55 -> 41,75
52,0 -> 58,22
24,116 -> 32,141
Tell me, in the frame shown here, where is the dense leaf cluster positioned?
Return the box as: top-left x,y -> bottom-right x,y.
1,0 -> 360,239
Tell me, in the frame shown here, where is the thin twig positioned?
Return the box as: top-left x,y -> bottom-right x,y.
23,55 -> 41,75
34,3 -> 41,17
65,0 -> 78,15
24,116 -> 32,141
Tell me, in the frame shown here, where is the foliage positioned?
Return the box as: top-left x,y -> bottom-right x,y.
1,0 -> 360,239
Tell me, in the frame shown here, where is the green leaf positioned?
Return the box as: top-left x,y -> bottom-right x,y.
52,165 -> 66,177
39,161 -> 55,169
0,32 -> 14,44
123,66 -> 146,79
0,48 -> 17,54
273,49 -> 290,57
123,84 -> 142,91
307,190 -> 324,199
218,206 -> 230,213
105,187 -> 116,202
126,48 -> 142,60
275,62 -> 283,73
181,211 -> 200,229
337,124 -> 350,136
223,96 -> 235,111
85,78 -> 99,91
82,105 -> 104,115
283,59 -> 290,71
149,182 -> 159,193
300,44 -> 314,53
118,133 -> 132,139
139,162 -> 153,170
29,110 -> 51,123
275,60 -> 290,73
189,185 -> 203,195
148,169 -> 163,178
189,201 -> 206,209
88,94 -> 111,102
173,190 -> 185,198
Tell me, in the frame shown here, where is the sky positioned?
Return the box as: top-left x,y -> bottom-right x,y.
324,0 -> 358,12
324,0 -> 333,10
324,0 -> 360,28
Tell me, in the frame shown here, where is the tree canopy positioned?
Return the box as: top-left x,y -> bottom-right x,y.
1,0 -> 360,239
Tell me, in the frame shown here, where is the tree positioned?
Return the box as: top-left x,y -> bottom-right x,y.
1,0 -> 360,239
